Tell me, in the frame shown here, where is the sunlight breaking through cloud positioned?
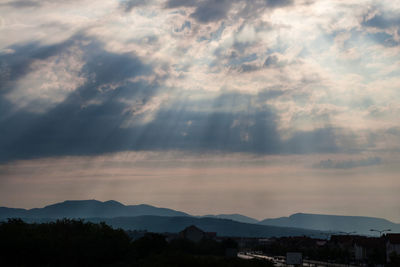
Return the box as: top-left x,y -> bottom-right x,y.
0,0 -> 399,221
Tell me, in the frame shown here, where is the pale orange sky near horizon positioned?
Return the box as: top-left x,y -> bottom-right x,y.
1,152 -> 399,223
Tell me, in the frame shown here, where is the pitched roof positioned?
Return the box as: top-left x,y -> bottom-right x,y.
180,225 -> 205,234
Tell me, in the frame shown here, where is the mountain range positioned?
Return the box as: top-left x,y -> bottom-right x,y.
1,200 -> 399,237
259,213 -> 400,236
0,200 -> 188,218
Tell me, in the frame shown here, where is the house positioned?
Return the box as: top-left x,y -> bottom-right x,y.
386,233 -> 400,263
179,225 -> 206,242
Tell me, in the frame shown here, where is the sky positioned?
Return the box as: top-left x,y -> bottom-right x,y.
0,0 -> 400,222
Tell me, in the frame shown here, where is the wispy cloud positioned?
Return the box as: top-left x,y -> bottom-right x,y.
313,157 -> 382,169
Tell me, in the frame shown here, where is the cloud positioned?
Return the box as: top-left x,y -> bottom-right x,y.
165,0 -> 295,23
0,72 -> 353,163
1,34 -> 153,113
362,11 -> 400,30
119,0 -> 151,12
0,0 -> 399,163
264,55 -> 279,67
235,54 -> 292,72
189,0 -> 233,23
265,0 -> 293,8
0,0 -> 40,8
0,0 -> 83,9
1,0 -> 400,227
0,34 -> 164,161
284,128 -> 341,154
165,0 -> 197,8
313,157 -> 382,169
165,0 -> 234,23
361,8 -> 400,47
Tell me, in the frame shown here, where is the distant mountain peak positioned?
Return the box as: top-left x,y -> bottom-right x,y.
103,200 -> 124,206
0,200 -> 188,219
44,199 -> 125,208
202,213 -> 259,224
289,212 -> 392,222
259,213 -> 400,236
135,204 -> 153,208
47,199 -> 100,205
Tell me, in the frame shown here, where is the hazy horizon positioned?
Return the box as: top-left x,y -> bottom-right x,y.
3,197 -> 400,224
1,0 -> 399,224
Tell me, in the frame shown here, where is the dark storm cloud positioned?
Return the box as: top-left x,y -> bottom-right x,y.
313,157 -> 382,169
0,34 -> 158,162
165,0 -> 295,23
81,46 -> 151,86
0,34 -> 152,106
0,39 -> 79,106
131,107 -> 281,153
0,63 -> 347,163
0,33 -> 350,163
0,80 -> 159,162
2,97 -> 279,161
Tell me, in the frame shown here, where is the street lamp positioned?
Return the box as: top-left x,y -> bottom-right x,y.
370,229 -> 391,236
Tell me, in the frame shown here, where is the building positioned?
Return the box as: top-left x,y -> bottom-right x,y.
353,237 -> 384,263
330,235 -> 360,250
386,233 -> 400,263
179,225 -> 206,242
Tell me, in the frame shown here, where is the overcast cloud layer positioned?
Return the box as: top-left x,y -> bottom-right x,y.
1,0 -> 400,219
1,0 -> 400,160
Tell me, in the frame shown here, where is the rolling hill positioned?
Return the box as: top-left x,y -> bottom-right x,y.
19,215 -> 323,238
259,213 -> 400,236
2,200 -> 400,237
202,214 -> 259,224
0,200 -> 188,218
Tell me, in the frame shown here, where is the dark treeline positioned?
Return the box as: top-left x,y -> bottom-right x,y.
0,219 -> 273,267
